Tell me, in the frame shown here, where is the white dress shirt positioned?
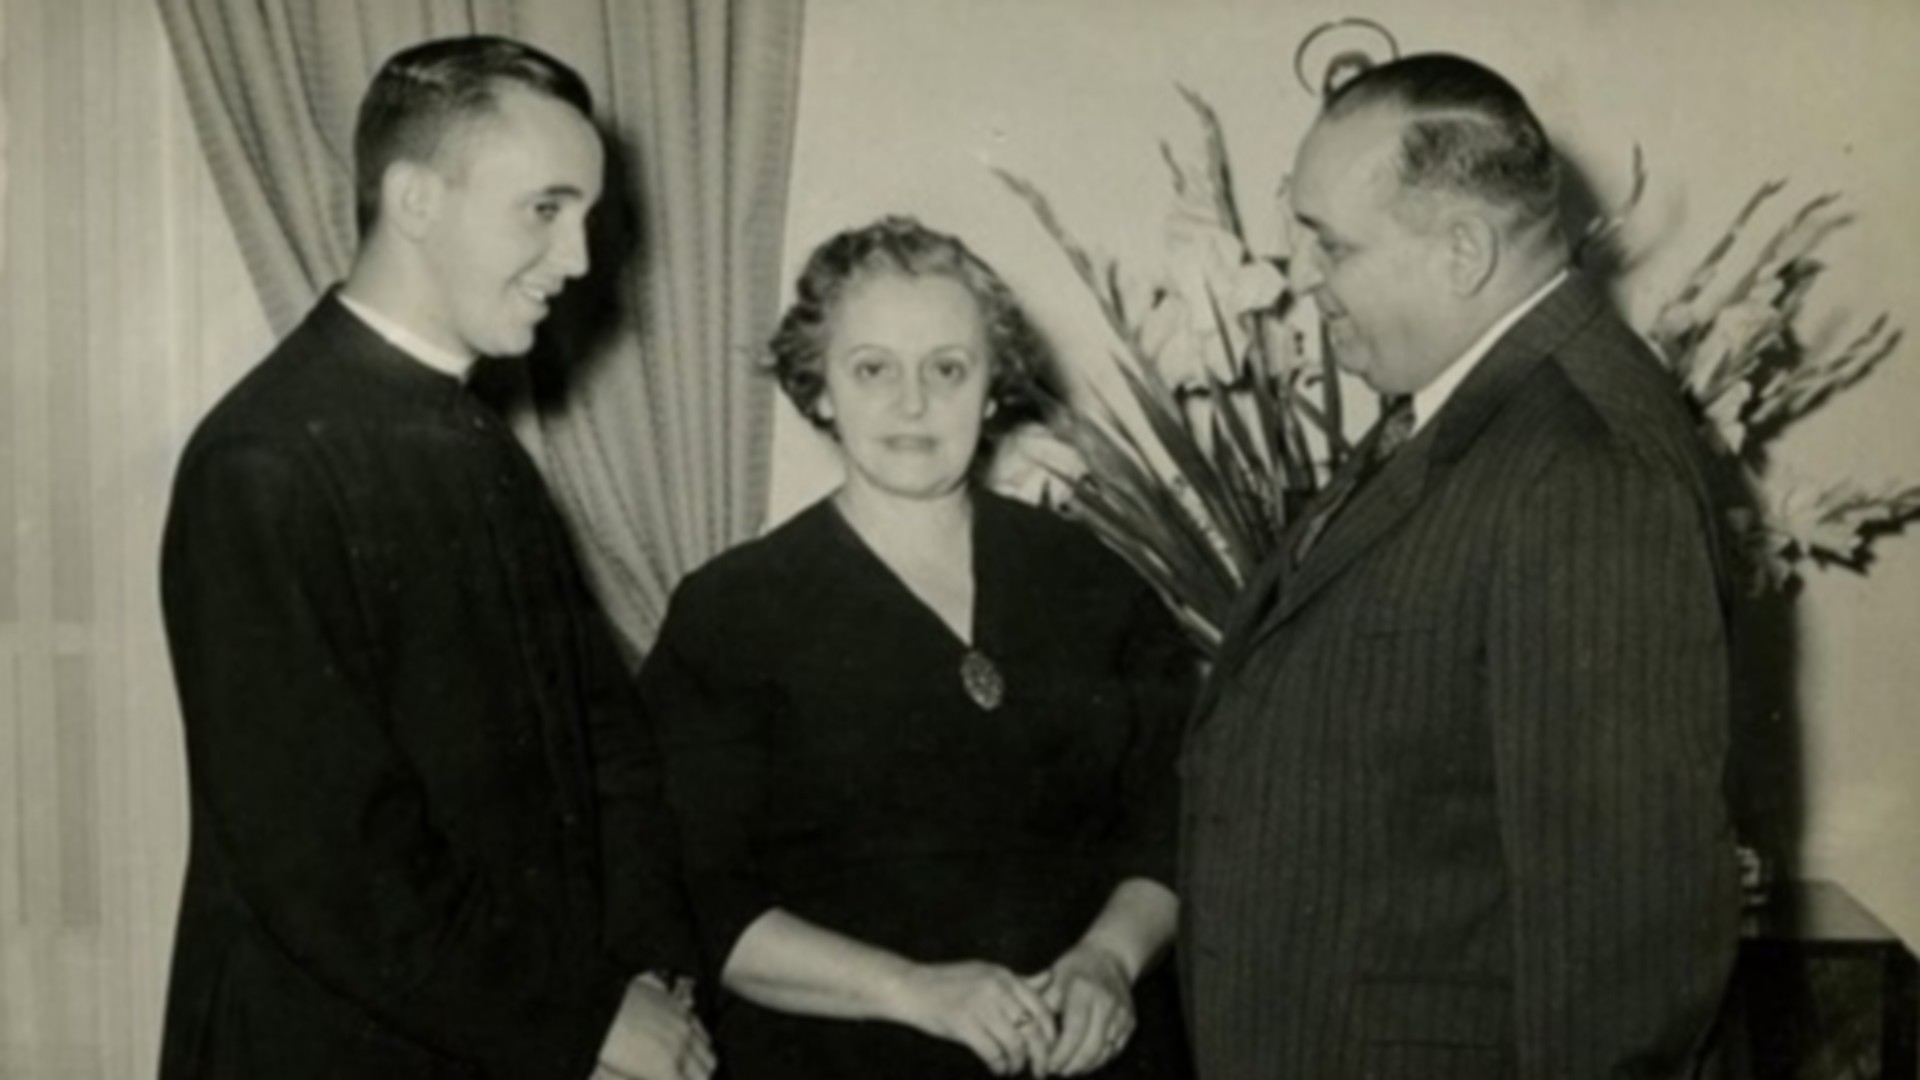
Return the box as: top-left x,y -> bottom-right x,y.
1410,268 -> 1569,435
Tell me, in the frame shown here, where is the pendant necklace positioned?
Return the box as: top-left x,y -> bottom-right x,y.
959,648 -> 1005,712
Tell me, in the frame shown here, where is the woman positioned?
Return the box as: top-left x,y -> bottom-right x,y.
641,217 -> 1195,1078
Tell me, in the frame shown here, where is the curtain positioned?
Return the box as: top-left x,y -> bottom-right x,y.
2,3 -> 276,1077
157,0 -> 806,655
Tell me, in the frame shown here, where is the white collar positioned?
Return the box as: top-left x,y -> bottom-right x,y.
337,292 -> 474,381
1411,268 -> 1569,434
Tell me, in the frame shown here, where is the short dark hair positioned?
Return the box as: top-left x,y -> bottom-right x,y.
353,35 -> 594,236
1325,53 -> 1559,232
768,216 -> 1050,445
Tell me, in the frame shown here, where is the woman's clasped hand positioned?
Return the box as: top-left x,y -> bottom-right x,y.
892,947 -> 1136,1078
1032,944 -> 1139,1076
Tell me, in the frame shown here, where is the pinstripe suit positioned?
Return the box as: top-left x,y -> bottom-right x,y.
1179,277 -> 1741,1079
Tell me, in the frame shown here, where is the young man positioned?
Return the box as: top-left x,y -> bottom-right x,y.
158,37 -> 712,1080
1181,54 -> 1740,1079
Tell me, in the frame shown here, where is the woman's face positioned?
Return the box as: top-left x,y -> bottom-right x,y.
819,271 -> 993,503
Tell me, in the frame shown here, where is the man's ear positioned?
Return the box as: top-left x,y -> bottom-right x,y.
1443,209 -> 1499,297
382,160 -> 443,242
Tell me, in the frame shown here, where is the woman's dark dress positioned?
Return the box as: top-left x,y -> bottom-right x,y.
641,492 -> 1196,1079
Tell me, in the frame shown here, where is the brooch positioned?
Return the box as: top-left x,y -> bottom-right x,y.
959,649 -> 1005,712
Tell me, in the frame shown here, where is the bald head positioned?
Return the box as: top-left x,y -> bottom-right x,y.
1285,55 -> 1570,395
1324,53 -> 1563,246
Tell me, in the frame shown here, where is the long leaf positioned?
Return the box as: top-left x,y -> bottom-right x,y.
1113,359 -> 1261,574
1206,393 -> 1281,554
1650,179 -> 1788,368
1175,83 -> 1247,245
1051,397 -> 1245,591
994,167 -> 1134,346
1197,282 -> 1278,547
1058,466 -> 1240,626
1574,143 -> 1648,267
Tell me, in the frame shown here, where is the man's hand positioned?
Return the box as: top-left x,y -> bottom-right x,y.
595,977 -> 715,1080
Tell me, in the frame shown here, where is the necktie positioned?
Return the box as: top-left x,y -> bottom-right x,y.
1291,396 -> 1415,565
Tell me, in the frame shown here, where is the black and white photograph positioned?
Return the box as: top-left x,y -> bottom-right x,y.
2,2 -> 1916,1077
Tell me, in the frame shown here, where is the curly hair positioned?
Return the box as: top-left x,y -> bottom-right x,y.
768,216 -> 1052,444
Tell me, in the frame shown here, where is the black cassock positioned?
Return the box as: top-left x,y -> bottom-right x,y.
160,295 -> 693,1080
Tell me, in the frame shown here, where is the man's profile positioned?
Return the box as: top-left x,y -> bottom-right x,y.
1180,52 -> 1740,1080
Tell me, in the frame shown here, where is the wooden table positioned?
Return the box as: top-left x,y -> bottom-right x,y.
1733,880 -> 1918,1079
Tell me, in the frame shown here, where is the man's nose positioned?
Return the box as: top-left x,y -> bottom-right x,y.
1289,245 -> 1326,293
552,220 -> 591,280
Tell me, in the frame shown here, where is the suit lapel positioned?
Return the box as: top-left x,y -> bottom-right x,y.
1190,275 -> 1606,724
1208,531 -> 1292,663
1265,434 -> 1432,628
1233,274 -> 1607,656
1196,399 -> 1400,702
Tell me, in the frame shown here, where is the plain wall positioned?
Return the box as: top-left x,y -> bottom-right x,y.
769,0 -> 1920,942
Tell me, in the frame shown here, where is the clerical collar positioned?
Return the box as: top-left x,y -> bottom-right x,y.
1411,268 -> 1570,435
337,292 -> 474,382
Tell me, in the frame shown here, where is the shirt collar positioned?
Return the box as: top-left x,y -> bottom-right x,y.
1410,268 -> 1569,434
336,292 -> 474,382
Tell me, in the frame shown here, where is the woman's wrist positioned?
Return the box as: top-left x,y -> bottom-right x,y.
1068,933 -> 1143,985
868,952 -> 927,1027
1070,878 -> 1180,984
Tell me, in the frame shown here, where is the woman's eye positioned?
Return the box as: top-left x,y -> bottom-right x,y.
852,359 -> 888,380
931,358 -> 971,383
532,201 -> 561,222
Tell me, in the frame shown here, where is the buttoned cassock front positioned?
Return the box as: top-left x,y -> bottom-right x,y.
158,296 -> 694,1080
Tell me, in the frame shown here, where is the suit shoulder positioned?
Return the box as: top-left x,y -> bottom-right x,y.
1551,314 -> 1700,447
1491,314 -> 1706,473
1489,350 -> 1722,546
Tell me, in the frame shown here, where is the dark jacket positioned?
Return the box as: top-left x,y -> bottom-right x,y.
1180,276 -> 1741,1079
158,295 -> 694,1080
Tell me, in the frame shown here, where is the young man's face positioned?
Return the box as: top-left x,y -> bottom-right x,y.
417,86 -> 604,360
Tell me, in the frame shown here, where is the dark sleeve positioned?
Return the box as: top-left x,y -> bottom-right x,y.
1486,441 -> 1740,1078
161,438 -> 625,1080
579,595 -> 700,978
636,578 -> 777,983
1107,575 -> 1200,890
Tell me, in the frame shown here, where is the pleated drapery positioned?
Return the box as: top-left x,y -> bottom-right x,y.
2,5 -> 275,1075
157,0 -> 806,655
